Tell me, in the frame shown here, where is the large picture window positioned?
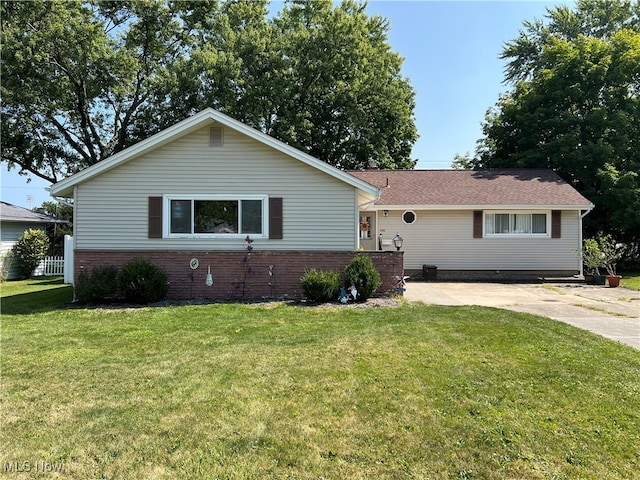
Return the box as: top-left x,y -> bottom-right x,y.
485,212 -> 548,236
166,195 -> 267,237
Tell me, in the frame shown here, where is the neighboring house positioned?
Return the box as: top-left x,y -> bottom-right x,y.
50,108 -> 402,300
0,201 -> 67,280
349,169 -> 594,279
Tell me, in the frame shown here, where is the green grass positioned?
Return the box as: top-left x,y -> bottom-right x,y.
2,279 -> 639,479
0,276 -> 74,314
620,270 -> 640,290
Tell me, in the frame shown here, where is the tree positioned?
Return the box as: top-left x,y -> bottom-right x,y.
1,0 -> 200,183
34,201 -> 73,256
1,0 -> 417,185
266,0 -> 417,169
461,0 -> 640,243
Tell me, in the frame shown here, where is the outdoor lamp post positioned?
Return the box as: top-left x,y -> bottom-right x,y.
393,233 -> 403,251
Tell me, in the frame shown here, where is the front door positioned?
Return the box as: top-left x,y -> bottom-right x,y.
358,214 -> 376,251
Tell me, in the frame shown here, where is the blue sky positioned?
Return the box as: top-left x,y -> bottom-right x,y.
1,0 -> 571,209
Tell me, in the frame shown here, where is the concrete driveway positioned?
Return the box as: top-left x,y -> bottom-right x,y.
405,282 -> 640,350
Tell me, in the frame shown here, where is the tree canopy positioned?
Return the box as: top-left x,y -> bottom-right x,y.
1,0 -> 418,185
460,0 -> 640,243
34,201 -> 73,256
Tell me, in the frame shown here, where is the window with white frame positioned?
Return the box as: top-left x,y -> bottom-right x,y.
484,212 -> 549,236
166,195 -> 267,237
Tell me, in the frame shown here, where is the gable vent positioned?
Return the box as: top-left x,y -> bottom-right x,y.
209,126 -> 223,147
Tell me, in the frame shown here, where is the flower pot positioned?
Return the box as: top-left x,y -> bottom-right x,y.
607,275 -> 622,288
594,275 -> 607,286
584,274 -> 595,285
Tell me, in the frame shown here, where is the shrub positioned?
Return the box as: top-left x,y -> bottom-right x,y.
344,255 -> 381,302
580,237 -> 604,275
580,234 -> 627,276
300,269 -> 341,303
597,233 -> 626,276
118,257 -> 168,304
75,265 -> 119,303
0,250 -> 14,282
14,229 -> 49,278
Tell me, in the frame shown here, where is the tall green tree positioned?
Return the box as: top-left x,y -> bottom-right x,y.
462,0 -> 640,243
1,0 -> 417,185
1,0 -> 208,183
268,0 -> 417,169
34,201 -> 74,256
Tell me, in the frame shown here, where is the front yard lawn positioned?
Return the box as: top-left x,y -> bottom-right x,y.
620,270 -> 640,290
2,278 -> 639,479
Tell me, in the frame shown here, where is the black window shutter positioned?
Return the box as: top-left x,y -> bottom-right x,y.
551,210 -> 561,238
269,197 -> 283,239
473,211 -> 483,238
149,197 -> 163,238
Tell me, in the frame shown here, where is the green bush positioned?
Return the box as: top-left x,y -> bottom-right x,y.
118,257 -> 168,304
344,255 -> 381,302
14,229 -> 49,278
300,269 -> 341,303
580,237 -> 604,275
0,250 -> 14,282
75,265 -> 119,303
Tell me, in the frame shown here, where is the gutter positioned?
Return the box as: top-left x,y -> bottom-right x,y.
46,187 -> 74,207
580,206 -> 594,219
358,188 -> 382,210
371,204 -> 596,211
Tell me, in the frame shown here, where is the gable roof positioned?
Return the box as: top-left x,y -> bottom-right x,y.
348,169 -> 594,209
50,108 -> 380,199
0,201 -> 67,224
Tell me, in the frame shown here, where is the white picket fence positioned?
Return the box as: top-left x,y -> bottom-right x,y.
33,235 -> 74,284
38,256 -> 65,276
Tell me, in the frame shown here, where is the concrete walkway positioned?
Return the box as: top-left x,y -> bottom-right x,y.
405,282 -> 640,350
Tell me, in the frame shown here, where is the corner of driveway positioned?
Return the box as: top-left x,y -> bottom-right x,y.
404,281 -> 640,350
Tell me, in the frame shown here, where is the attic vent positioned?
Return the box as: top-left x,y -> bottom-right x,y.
209,126 -> 223,147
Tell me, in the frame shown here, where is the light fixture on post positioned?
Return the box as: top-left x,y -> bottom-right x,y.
393,233 -> 403,251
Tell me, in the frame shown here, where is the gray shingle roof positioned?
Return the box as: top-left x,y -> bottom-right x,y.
348,169 -> 593,208
0,201 -> 67,223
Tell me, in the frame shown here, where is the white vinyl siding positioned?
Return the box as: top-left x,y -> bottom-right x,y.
74,124 -> 358,251
377,210 -> 581,271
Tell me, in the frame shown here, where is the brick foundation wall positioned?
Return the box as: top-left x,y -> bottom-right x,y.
75,250 -> 404,300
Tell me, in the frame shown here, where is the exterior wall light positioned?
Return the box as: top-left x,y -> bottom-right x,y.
383,210 -> 389,217
393,233 -> 403,251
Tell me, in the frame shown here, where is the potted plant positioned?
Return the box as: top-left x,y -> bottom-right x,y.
598,233 -> 624,288
579,238 -> 605,285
